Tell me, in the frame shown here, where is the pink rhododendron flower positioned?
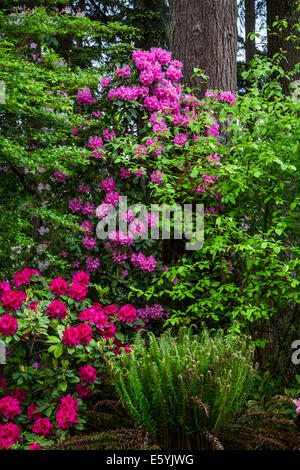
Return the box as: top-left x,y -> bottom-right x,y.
27,403 -> 41,421
119,304 -> 137,323
86,256 -> 100,272
49,276 -> 68,296
82,236 -> 97,250
0,396 -> 22,420
31,417 -> 53,437
116,65 -> 131,78
13,268 -> 40,287
63,326 -> 80,348
46,299 -> 67,319
68,282 -> 88,302
88,135 -> 103,150
72,271 -> 90,285
69,198 -> 83,213
56,395 -> 78,429
79,365 -> 97,384
1,290 -> 26,312
0,314 -> 18,336
293,398 -> 300,414
0,422 -> 21,449
29,442 -> 42,450
76,323 -> 93,345
54,170 -> 67,182
76,87 -> 93,105
150,170 -> 164,184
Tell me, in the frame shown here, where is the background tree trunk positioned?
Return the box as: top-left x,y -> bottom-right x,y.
267,0 -> 300,93
245,0 -> 256,61
169,0 -> 237,96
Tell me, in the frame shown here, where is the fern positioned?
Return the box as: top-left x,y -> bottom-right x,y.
109,326 -> 256,449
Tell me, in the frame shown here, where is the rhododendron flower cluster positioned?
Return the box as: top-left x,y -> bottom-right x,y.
49,276 -> 68,296
62,323 -> 93,347
0,314 -> 18,336
136,304 -> 166,324
118,304 -> 137,323
31,417 -> 53,437
0,395 -> 22,420
0,422 -> 21,450
76,87 -> 93,105
1,289 -> 26,312
78,365 -> 97,384
46,299 -> 67,319
13,268 -> 40,287
56,395 -> 78,429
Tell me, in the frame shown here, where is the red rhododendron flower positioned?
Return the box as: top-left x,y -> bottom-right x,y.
0,396 -> 22,420
79,365 -> 97,384
103,304 -> 119,316
29,442 -> 42,450
72,271 -> 90,285
0,314 -> 18,336
62,326 -> 80,348
31,417 -> 53,437
13,268 -> 41,287
75,383 -> 92,399
0,422 -> 21,449
27,403 -> 42,421
56,395 -> 78,429
49,276 -> 68,296
46,299 -> 67,319
76,323 -> 93,345
68,282 -> 88,302
119,304 -> 137,323
1,290 -> 26,312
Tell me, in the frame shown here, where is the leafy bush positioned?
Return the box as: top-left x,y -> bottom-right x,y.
0,267 -> 140,449
109,326 -> 257,449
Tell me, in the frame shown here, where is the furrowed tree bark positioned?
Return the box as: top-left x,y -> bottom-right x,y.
267,0 -> 300,93
168,0 -> 237,97
245,0 -> 256,62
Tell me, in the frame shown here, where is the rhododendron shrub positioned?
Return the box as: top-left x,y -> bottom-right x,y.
23,44 -> 224,329
0,268 -> 139,449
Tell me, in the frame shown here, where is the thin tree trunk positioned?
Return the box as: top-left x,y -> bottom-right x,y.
169,0 -> 237,96
267,0 -> 300,93
245,0 -> 256,61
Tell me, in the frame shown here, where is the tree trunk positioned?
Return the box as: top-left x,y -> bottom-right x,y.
168,0 -> 237,97
245,0 -> 256,62
267,0 -> 300,93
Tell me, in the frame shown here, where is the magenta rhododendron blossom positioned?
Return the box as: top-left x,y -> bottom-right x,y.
56,395 -> 78,429
0,422 -> 21,450
46,299 -> 67,319
31,417 -> 53,437
0,314 -> 18,336
293,398 -> 300,414
0,396 -> 22,420
79,365 -> 97,384
72,270 -> 90,285
68,282 -> 88,302
13,268 -> 40,287
49,276 -> 68,296
119,304 -> 137,323
76,87 -> 93,105
1,290 -> 26,312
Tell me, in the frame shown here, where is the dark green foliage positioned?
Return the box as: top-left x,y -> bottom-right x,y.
223,395 -> 300,450
109,327 -> 257,449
